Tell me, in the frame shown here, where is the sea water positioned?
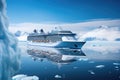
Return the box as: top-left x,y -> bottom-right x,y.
14,41 -> 120,80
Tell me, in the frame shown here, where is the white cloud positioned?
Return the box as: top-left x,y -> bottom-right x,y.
9,19 -> 120,34
9,19 -> 120,41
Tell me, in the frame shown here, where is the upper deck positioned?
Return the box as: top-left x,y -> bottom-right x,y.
29,30 -> 76,36
27,28 -> 78,42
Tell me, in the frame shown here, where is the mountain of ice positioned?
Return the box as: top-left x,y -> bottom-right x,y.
0,0 -> 20,80
79,25 -> 120,41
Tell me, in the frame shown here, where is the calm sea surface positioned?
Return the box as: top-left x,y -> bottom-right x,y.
14,41 -> 120,80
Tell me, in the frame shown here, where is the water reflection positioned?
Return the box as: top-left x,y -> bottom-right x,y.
83,41 -> 120,60
27,46 -> 85,64
17,42 -> 120,80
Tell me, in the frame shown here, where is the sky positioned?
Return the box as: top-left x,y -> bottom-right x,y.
7,0 -> 120,41
6,0 -> 120,23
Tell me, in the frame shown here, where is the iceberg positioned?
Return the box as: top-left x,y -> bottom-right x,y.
0,0 -> 20,80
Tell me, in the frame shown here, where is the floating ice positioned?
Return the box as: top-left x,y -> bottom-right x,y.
113,63 -> 120,66
115,66 -> 119,69
89,61 -> 95,63
12,74 -> 27,80
96,65 -> 105,68
0,0 -> 20,80
78,58 -> 88,61
88,70 -> 95,75
12,74 -> 39,80
73,66 -> 78,69
54,75 -> 62,79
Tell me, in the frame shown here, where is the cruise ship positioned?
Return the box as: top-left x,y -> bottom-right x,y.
27,27 -> 85,49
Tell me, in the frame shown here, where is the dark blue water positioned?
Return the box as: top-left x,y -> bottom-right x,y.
15,41 -> 120,80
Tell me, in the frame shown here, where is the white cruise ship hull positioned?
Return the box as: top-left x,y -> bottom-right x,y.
27,41 -> 85,49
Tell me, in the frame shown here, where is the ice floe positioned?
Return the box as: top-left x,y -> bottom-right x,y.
73,66 -> 78,69
88,70 -> 95,75
78,58 -> 89,61
113,63 -> 120,66
54,75 -> 62,79
95,65 -> 105,68
12,74 -> 39,80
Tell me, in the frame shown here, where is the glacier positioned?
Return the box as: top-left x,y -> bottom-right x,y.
0,0 -> 20,80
